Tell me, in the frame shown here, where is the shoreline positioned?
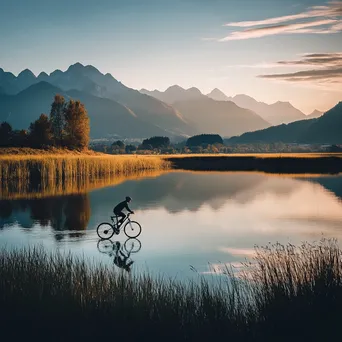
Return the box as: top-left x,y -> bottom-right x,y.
2,150 -> 342,186
164,154 -> 342,174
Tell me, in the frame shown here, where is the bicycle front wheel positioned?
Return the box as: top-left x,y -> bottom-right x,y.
97,222 -> 115,240
124,221 -> 142,238
124,238 -> 142,254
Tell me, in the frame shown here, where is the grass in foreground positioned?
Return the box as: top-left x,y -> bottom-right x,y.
1,239 -> 342,341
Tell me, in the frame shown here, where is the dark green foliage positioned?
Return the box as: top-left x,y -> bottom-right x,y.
0,122 -> 12,146
125,144 -> 137,153
29,114 -> 53,148
12,129 -> 29,147
186,134 -> 223,147
141,136 -> 170,149
0,122 -> 29,147
112,140 -> 125,149
50,94 -> 66,146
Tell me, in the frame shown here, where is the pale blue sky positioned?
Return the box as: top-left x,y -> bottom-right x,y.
1,0 -> 341,113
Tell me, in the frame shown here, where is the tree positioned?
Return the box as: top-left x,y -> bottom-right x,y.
29,114 -> 53,148
50,94 -> 66,146
125,144 -> 137,153
186,134 -> 223,147
112,140 -> 125,149
12,129 -> 29,147
141,136 -> 170,149
64,100 -> 90,150
0,122 -> 12,147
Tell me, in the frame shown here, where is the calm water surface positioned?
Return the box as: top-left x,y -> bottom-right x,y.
1,171 -> 342,280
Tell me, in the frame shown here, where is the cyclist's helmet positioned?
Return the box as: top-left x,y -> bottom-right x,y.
126,196 -> 132,201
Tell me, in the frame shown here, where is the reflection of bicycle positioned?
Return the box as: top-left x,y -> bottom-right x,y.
97,238 -> 142,255
96,238 -> 141,273
97,213 -> 142,240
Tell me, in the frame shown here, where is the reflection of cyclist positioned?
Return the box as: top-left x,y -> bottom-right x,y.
113,196 -> 134,226
113,242 -> 134,272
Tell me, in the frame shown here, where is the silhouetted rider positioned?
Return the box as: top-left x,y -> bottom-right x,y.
113,196 -> 134,226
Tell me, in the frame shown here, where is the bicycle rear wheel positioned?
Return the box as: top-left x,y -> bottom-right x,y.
97,239 -> 114,254
97,222 -> 115,240
124,221 -> 142,238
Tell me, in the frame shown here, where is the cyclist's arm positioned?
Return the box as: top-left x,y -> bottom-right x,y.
125,203 -> 134,214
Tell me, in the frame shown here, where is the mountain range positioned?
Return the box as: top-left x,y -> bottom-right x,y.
0,64 -> 328,140
228,102 -> 342,144
0,65 -> 194,139
206,90 -> 311,125
141,85 -> 270,136
142,86 -> 320,127
0,65 -> 274,139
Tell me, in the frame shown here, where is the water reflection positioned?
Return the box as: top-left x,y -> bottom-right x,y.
1,171 -> 342,280
97,238 -> 142,272
0,195 -> 90,240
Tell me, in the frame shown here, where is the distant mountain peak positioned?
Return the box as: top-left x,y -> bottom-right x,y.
38,71 -> 48,78
206,88 -> 231,102
187,87 -> 202,94
50,69 -> 63,77
274,100 -> 291,106
18,69 -> 35,78
85,64 -> 99,71
310,109 -> 323,115
166,85 -> 185,92
67,62 -> 85,72
210,88 -> 225,95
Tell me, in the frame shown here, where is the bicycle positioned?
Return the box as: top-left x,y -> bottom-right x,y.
97,238 -> 142,255
96,213 -> 142,240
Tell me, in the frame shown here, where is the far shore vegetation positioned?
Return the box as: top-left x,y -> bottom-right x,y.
0,239 -> 341,341
1,94 -> 342,183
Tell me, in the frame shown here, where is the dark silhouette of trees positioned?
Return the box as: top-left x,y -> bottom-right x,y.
186,134 -> 223,147
64,100 -> 90,150
0,95 -> 90,151
111,140 -> 125,154
112,140 -> 125,149
29,114 -> 53,148
50,94 -> 66,146
141,136 -> 170,149
0,122 -> 12,147
125,144 -> 137,153
0,123 -> 29,147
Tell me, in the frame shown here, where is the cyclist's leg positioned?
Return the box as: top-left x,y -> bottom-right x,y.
116,211 -> 126,225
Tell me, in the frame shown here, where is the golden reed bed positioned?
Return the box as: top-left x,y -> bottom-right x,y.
0,151 -> 170,181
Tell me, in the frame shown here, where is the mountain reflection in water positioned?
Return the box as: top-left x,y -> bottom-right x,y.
1,171 -> 342,279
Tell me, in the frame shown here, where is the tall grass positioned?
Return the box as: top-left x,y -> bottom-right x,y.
1,239 -> 342,341
0,153 -> 170,183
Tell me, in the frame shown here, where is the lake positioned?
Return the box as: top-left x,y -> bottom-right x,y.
1,171 -> 342,281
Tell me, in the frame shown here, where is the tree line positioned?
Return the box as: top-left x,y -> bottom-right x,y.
0,95 -> 90,150
92,133 -> 331,155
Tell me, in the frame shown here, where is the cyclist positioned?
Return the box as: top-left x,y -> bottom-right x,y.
113,196 -> 134,228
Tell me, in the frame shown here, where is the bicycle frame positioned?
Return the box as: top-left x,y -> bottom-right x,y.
111,213 -> 132,230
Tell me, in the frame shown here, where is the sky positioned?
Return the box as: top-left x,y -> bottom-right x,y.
0,0 -> 341,113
